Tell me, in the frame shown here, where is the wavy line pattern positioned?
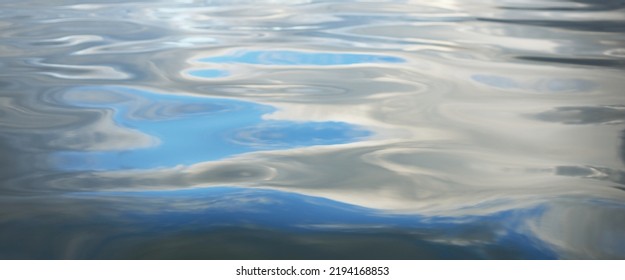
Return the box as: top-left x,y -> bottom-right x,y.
1,0 -> 624,259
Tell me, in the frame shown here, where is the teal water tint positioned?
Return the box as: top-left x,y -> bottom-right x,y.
51,86 -> 370,170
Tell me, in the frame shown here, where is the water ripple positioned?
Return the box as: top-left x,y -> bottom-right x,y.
1,0 -> 625,259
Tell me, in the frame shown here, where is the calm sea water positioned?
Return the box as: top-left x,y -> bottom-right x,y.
1,0 -> 624,259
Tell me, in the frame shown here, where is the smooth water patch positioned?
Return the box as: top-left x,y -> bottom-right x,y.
51,86 -> 370,170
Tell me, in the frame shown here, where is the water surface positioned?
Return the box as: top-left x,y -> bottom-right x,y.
1,0 -> 625,259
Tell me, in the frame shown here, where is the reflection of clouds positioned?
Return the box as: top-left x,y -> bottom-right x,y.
35,18 -> 167,41
40,140 -> 625,218
534,106 -> 625,125
205,84 -> 349,98
533,106 -> 625,181
186,69 -> 228,79
185,49 -> 407,81
0,93 -> 88,131
188,162 -> 277,184
59,86 -> 236,121
2,0 -> 625,259
50,86 -> 371,170
48,109 -> 157,151
555,165 -> 625,186
441,100 -> 624,166
202,0 -> 312,4
516,56 -> 625,68
28,35 -> 103,47
0,187 -> 559,259
189,66 -> 427,103
86,188 -> 285,214
347,22 -> 561,53
13,70 -> 622,219
228,122 -> 370,148
198,49 -> 405,66
605,48 -> 625,58
477,18 -> 625,34
25,58 -> 131,80
472,74 -> 595,93
526,200 -> 625,259
262,146 -> 623,215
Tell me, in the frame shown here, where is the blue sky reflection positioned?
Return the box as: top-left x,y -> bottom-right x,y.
52,86 -> 370,170
67,187 -> 557,259
199,50 -> 405,66
187,69 -> 229,78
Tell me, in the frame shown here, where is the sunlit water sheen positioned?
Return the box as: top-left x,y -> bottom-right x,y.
1,0 -> 624,259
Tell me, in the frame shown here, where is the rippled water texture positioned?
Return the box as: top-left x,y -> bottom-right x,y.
1,0 -> 625,259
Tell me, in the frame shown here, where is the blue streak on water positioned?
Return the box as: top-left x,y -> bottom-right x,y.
52,86 -> 370,170
199,50 -> 406,65
68,187 -> 557,259
187,69 -> 229,78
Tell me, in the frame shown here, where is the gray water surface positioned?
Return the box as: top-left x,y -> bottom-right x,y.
1,0 -> 625,259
